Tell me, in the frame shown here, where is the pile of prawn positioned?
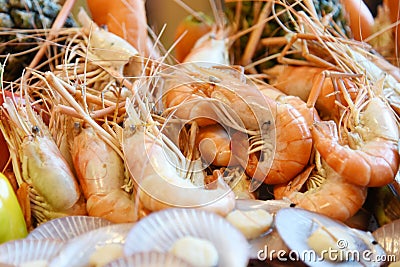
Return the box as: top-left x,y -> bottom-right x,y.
0,0 -> 399,235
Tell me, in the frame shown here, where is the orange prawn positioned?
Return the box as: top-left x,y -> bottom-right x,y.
258,84 -> 320,126
0,96 -> 87,224
86,0 -> 149,56
312,92 -> 400,187
274,151 -> 368,222
233,93 -> 313,185
44,72 -> 139,223
70,123 -> 138,223
122,87 -> 236,216
161,64 -> 274,133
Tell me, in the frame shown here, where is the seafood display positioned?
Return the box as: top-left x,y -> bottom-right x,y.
0,0 -> 400,266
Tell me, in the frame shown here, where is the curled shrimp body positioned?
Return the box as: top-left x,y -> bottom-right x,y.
233,94 -> 312,185
123,92 -> 235,216
0,97 -> 86,224
312,96 -> 400,187
71,124 -> 138,223
274,154 -> 368,222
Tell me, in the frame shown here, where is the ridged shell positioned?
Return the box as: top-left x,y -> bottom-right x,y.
49,223 -> 134,267
104,251 -> 194,267
28,216 -> 113,241
372,219 -> 400,260
249,230 -> 289,259
0,239 -> 64,265
275,208 -> 386,267
124,208 -> 249,267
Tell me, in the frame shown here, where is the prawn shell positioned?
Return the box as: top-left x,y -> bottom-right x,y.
372,218 -> 400,261
0,239 -> 64,265
27,216 -> 113,241
275,208 -> 386,267
124,208 -> 249,267
48,223 -> 134,267
104,251 -> 194,267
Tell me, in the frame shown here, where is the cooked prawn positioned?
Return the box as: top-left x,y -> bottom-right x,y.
77,9 -> 141,76
123,81 -> 235,216
233,93 -> 313,185
86,0 -> 149,56
258,83 -> 320,126
70,123 -> 138,223
312,91 -> 400,187
42,71 -> 139,223
161,63 -> 274,133
0,96 -> 86,224
274,151 -> 368,222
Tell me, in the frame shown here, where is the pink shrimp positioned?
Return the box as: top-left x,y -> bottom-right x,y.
312,105 -> 399,187
70,124 -> 138,223
0,96 -> 86,224
44,71 -> 138,223
273,155 -> 368,222
233,93 -> 313,185
258,83 -> 320,126
123,81 -> 236,216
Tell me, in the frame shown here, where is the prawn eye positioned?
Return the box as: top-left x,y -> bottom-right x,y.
73,122 -> 82,134
129,124 -> 136,133
290,203 -> 296,207
31,126 -> 40,135
261,121 -> 271,132
371,240 -> 378,245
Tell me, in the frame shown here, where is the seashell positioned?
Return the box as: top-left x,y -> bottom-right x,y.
48,223 -> 134,267
124,208 -> 249,267
0,239 -> 64,266
249,230 -> 289,260
275,208 -> 386,267
372,218 -> 400,261
104,251 -> 195,267
28,216 -> 113,241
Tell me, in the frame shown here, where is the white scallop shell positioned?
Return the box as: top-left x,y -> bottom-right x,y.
0,239 -> 64,265
124,208 -> 249,267
104,251 -> 195,267
28,216 -> 113,241
249,230 -> 289,260
48,223 -> 134,267
275,208 -> 386,267
372,218 -> 400,261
